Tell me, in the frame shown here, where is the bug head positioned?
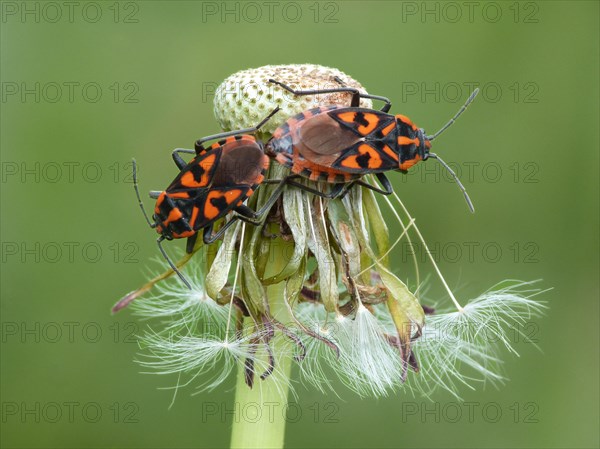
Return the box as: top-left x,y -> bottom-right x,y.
152,193 -> 174,240
393,115 -> 431,171
152,191 -> 195,240
130,159 -> 193,291
154,222 -> 172,240
418,128 -> 432,160
399,89 -> 480,213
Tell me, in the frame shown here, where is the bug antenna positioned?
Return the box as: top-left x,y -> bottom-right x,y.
256,105 -> 281,128
132,158 -> 156,228
429,153 -> 475,213
157,236 -> 192,290
427,88 -> 479,141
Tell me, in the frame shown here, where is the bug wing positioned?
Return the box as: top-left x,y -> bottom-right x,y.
166,147 -> 223,192
211,138 -> 268,188
328,108 -> 395,137
292,112 -> 362,167
329,140 -> 402,173
295,108 -> 399,173
192,186 -> 250,231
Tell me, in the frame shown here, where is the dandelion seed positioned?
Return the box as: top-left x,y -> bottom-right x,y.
138,331 -> 270,392
407,280 -> 547,398
131,257 -> 228,332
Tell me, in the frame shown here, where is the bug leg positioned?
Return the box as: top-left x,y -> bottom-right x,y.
202,224 -> 214,244
157,236 -> 192,289
332,181 -> 359,199
235,174 -> 325,229
230,205 -> 265,226
232,177 -> 290,223
375,173 -> 393,194
376,97 -> 393,113
203,177 -> 292,245
257,174 -> 341,201
202,223 -> 218,244
331,76 -> 361,107
269,79 -> 362,107
235,215 -> 264,226
185,233 -> 199,254
132,158 -> 157,229
194,142 -> 208,155
234,204 -> 260,221
203,218 -> 242,244
252,177 -> 290,217
172,148 -> 195,169
284,178 -> 348,199
351,90 -> 393,112
332,77 -> 393,112
149,190 -> 161,199
194,107 -> 281,150
270,78 -> 393,111
354,173 -> 394,195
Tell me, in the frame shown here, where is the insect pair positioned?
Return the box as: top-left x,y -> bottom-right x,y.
134,80 -> 479,287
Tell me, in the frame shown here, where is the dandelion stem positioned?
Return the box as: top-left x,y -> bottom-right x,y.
230,235 -> 292,449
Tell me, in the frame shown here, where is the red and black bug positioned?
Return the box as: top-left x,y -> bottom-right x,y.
133,107 -> 287,288
265,79 -> 478,210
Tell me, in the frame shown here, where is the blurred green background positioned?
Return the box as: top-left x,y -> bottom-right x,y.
1,1 -> 598,448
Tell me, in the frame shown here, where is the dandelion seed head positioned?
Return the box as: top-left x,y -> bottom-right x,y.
214,64 -> 373,136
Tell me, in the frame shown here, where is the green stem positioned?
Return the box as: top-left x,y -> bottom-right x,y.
230,268 -> 292,448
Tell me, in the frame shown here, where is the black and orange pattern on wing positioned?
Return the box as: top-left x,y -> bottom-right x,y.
167,148 -> 222,192
187,136 -> 267,231
208,134 -> 259,152
153,191 -> 195,238
153,134 -> 268,241
193,186 -> 250,231
329,140 -> 400,174
329,109 -> 395,137
268,105 -> 357,182
268,105 -> 405,179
